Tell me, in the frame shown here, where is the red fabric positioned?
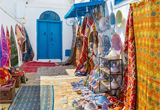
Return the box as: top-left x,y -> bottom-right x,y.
6,27 -> 11,67
0,67 -> 12,86
20,61 -> 58,73
123,6 -> 137,110
0,78 -> 16,91
75,37 -> 88,72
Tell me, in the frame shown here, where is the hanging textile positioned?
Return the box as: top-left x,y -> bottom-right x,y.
6,26 -> 11,67
10,26 -> 18,66
76,27 -> 83,66
75,36 -> 88,72
21,26 -> 27,54
64,25 -> 78,65
0,25 -> 9,68
0,40 -> 2,61
132,0 -> 160,109
15,24 -> 24,61
123,6 -> 136,110
22,27 -> 34,61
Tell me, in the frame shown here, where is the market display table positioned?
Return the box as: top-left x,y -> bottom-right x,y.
11,74 -> 21,88
0,79 -> 16,103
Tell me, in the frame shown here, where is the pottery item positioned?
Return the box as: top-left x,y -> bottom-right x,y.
116,75 -> 122,85
96,95 -> 110,106
107,79 -> 119,89
99,17 -> 110,31
111,63 -> 119,73
85,101 -> 98,110
105,48 -> 119,59
95,18 -> 103,33
116,10 -> 123,27
102,35 -> 111,56
102,101 -> 108,110
110,12 -> 115,28
111,33 -> 122,55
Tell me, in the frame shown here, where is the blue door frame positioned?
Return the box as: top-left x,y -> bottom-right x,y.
37,19 -> 62,60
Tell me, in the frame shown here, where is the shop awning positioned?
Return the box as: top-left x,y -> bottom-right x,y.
64,1 -> 105,19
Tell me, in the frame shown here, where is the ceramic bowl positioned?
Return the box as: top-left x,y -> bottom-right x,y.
85,101 -> 98,110
102,101 -> 108,110
96,95 -> 110,106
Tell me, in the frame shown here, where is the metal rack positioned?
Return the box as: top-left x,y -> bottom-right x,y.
98,57 -> 123,98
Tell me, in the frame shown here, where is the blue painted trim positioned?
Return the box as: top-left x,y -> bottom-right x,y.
37,20 -> 39,60
39,11 -> 60,21
60,21 -> 63,60
65,50 -> 71,56
64,1 -> 105,19
115,0 -> 124,5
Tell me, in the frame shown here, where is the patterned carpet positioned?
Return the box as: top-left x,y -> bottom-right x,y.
20,61 -> 58,73
8,85 -> 54,110
35,66 -> 76,80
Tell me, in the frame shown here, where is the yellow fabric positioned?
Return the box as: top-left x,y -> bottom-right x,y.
133,0 -> 160,109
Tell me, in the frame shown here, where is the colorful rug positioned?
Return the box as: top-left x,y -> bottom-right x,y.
21,61 -> 58,73
8,85 -> 54,110
36,66 -> 76,80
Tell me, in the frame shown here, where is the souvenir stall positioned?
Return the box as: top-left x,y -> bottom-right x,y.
64,0 -> 124,109
65,0 -> 160,109
0,24 -> 34,102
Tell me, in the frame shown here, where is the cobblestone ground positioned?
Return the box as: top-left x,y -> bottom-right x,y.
0,68 -> 84,110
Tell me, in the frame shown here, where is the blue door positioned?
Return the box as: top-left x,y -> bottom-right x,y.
37,20 -> 62,60
37,11 -> 62,60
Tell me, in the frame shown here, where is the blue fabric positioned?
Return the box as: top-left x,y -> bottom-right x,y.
0,41 -> 2,61
22,28 -> 34,61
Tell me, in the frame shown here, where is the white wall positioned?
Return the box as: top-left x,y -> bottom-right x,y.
23,2 -> 73,62
0,8 -> 23,66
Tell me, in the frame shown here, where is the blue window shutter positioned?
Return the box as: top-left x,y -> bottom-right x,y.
115,0 -> 124,5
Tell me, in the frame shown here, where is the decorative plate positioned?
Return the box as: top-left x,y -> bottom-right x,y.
95,18 -> 103,33
102,35 -> 111,55
109,12 -> 116,28
98,35 -> 103,54
111,33 -> 122,55
99,17 -> 110,31
116,10 -> 123,27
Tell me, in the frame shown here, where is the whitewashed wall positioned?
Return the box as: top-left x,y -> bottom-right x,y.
23,3 -> 73,62
0,0 -> 74,62
0,8 -> 23,66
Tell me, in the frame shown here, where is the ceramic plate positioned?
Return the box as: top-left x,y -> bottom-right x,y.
99,17 -> 110,31
111,33 -> 122,55
102,35 -> 111,55
110,12 -> 116,28
116,10 -> 123,27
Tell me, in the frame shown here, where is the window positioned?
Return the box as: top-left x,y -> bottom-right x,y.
115,0 -> 124,5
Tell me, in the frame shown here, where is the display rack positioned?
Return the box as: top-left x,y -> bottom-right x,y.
98,57 -> 123,98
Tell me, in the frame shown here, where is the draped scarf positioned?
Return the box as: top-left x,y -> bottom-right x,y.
0,25 -> 9,67
10,26 -> 18,66
6,26 -> 11,67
